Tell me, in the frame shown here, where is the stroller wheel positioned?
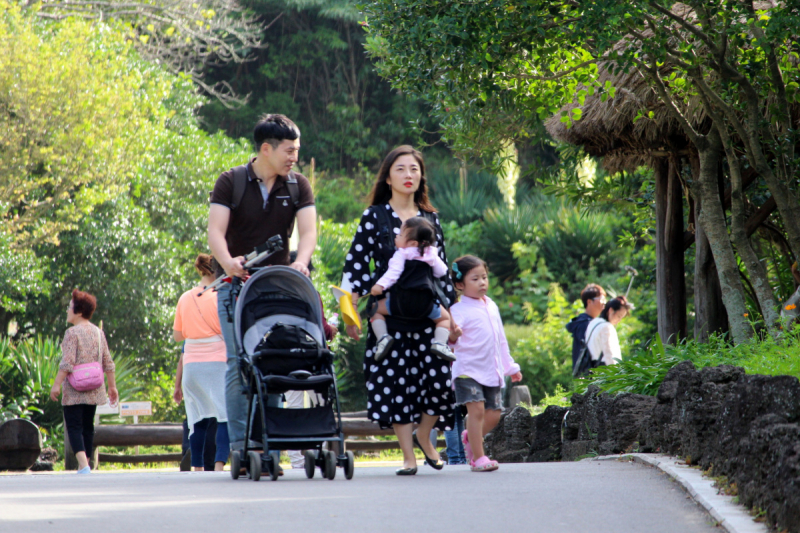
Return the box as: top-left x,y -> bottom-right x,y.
268,451 -> 280,481
304,450 -> 316,479
324,450 -> 337,480
231,451 -> 241,480
248,451 -> 262,482
344,451 -> 355,480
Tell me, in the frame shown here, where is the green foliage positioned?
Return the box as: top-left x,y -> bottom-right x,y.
427,166 -> 503,226
4,11 -> 253,375
536,205 -> 617,291
143,369 -> 185,423
363,0 -> 601,159
315,218 -> 360,287
201,0 -> 435,172
314,176 -> 372,223
578,328 -> 800,397
523,383 -> 572,416
440,220 -> 483,267
508,285 -> 574,404
481,203 -> 545,279
0,2 -> 166,249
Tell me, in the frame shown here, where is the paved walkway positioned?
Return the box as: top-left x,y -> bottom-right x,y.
0,461 -> 726,533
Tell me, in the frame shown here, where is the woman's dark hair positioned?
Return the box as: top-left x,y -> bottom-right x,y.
451,255 -> 488,285
600,296 -> 630,321
254,114 -> 300,151
71,289 -> 97,319
368,145 -> 436,213
402,217 -> 436,256
194,254 -> 215,278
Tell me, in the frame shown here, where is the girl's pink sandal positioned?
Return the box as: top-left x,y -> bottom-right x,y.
461,430 -> 474,464
470,455 -> 499,472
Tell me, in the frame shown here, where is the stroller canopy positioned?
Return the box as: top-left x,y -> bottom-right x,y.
234,266 -> 326,356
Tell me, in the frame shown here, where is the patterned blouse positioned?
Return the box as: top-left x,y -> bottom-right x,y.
59,322 -> 115,406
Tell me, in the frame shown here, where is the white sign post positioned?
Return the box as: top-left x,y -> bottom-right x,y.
94,401 -> 120,425
120,402 -> 152,455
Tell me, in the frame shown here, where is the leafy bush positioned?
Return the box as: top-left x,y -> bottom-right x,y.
314,176 -> 372,223
508,285 -> 574,404
577,328 -> 800,396
428,167 -> 503,226
440,220 -> 483,265
481,203 -> 545,279
536,204 -> 618,293
315,218 -> 360,286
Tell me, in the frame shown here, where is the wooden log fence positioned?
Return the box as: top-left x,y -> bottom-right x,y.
66,415 -> 423,469
66,387 -> 530,469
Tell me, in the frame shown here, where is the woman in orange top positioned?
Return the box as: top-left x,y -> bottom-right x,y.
173,254 -> 229,471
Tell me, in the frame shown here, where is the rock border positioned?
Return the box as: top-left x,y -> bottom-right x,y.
592,454 -> 767,533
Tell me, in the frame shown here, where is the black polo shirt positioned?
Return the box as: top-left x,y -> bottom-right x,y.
210,159 -> 315,275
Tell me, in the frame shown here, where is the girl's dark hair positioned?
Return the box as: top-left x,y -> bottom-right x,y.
402,217 -> 436,256
254,114 -> 300,151
368,145 -> 436,213
451,255 -> 488,285
71,289 -> 97,319
600,296 -> 630,321
194,253 -> 215,278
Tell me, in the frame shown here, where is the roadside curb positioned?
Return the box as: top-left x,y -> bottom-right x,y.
589,453 -> 767,533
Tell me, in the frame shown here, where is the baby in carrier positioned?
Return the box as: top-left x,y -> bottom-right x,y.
369,217 -> 456,363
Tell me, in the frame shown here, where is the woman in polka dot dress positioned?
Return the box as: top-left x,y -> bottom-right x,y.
342,145 -> 456,475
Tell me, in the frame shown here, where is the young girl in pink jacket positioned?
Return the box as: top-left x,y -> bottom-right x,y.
448,255 -> 523,472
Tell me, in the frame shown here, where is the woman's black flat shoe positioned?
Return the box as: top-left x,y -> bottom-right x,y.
412,433 -> 445,470
396,467 -> 417,476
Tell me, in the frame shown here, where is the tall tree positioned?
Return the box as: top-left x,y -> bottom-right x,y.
364,0 -> 800,343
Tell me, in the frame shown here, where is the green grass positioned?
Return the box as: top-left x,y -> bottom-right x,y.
504,324 -> 536,352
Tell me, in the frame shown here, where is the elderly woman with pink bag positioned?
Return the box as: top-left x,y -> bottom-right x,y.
50,289 -> 118,474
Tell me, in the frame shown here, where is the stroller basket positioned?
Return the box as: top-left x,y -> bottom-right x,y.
261,406 -> 337,438
250,348 -> 333,375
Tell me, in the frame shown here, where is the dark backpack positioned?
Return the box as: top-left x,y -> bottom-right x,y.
255,323 -> 319,353
572,320 -> 607,377
210,165 -> 300,211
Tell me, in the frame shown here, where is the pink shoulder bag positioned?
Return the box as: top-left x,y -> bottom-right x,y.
67,327 -> 105,392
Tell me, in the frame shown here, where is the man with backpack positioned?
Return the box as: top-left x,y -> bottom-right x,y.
566,284 -> 606,374
207,114 -> 316,454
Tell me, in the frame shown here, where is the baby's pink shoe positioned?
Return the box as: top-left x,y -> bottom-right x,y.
470,455 -> 499,472
461,430 -> 473,464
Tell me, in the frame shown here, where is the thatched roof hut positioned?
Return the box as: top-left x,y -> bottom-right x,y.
544,55 -> 708,173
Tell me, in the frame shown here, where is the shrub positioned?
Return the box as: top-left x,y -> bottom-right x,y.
577,328 -> 800,396
427,166 -> 502,226
440,220 -> 483,265
509,285 -> 574,404
314,176 -> 372,223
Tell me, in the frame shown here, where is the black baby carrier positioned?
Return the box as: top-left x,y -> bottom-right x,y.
369,206 -> 447,331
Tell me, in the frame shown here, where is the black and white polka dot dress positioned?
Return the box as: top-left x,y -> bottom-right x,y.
343,204 -> 456,430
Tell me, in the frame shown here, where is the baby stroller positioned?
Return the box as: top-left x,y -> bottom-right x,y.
230,265 -> 353,481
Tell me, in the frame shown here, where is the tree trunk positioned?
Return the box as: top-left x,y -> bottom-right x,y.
691,137 -> 752,344
718,128 -> 781,336
691,169 -> 728,342
655,156 -> 687,344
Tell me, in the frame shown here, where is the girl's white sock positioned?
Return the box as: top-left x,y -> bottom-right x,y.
372,319 -> 388,338
434,327 -> 449,345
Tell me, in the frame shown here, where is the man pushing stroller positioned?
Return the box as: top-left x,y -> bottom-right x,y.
207,114 -> 317,457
